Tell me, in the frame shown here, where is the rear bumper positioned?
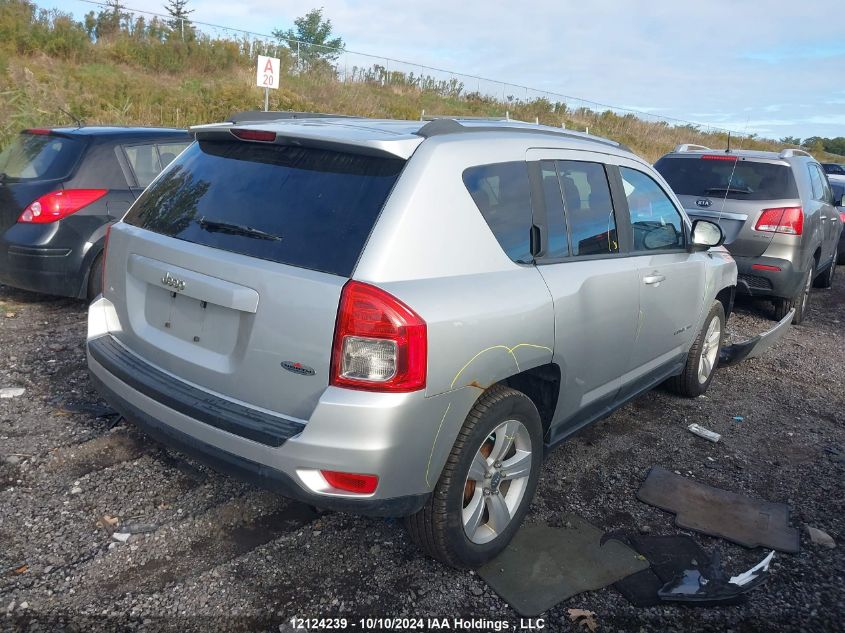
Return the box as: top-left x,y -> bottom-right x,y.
89,370 -> 427,516
0,219 -> 103,298
86,297 -> 475,516
734,255 -> 805,299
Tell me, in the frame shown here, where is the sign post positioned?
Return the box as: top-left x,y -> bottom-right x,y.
256,55 -> 280,112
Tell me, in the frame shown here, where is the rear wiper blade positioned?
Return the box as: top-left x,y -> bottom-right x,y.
198,217 -> 283,241
704,187 -> 751,195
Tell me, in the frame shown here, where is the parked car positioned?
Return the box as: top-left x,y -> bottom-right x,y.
655,145 -> 842,324
0,126 -> 191,300
821,162 -> 845,176
829,175 -> 845,264
87,114 -> 741,568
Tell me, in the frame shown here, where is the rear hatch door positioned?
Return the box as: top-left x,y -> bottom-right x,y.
0,130 -> 87,233
655,154 -> 800,257
106,136 -> 405,420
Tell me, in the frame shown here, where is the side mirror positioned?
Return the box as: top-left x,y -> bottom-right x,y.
835,195 -> 844,208
690,219 -> 725,251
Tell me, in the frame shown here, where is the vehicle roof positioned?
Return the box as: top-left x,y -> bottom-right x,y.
192,114 -> 635,160
41,126 -> 189,138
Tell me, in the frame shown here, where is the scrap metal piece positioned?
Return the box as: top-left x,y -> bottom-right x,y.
688,423 -> 721,443
719,309 -> 794,366
636,466 -> 800,553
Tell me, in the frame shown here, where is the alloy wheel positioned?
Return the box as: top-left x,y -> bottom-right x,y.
697,315 -> 721,384
462,419 -> 532,545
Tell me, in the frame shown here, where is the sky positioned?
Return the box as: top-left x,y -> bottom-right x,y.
47,0 -> 845,141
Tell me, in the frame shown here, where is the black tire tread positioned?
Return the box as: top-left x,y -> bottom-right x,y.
405,384 -> 528,569
667,302 -> 724,398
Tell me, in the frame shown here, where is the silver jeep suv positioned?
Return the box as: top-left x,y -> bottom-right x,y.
87,115 -> 737,568
655,145 -> 843,324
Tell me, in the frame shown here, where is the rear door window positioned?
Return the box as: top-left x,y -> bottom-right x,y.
539,161 -> 570,258
556,160 -> 618,256
124,144 -> 163,188
0,132 -> 85,181
620,167 -> 685,251
124,140 -> 404,277
463,162 -> 533,263
809,164 -> 832,203
655,156 -> 799,201
157,142 -> 190,168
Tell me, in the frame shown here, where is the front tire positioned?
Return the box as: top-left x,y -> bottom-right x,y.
406,385 -> 542,569
667,302 -> 725,398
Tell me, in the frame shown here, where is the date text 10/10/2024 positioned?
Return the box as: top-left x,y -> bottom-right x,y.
289,617 -> 546,631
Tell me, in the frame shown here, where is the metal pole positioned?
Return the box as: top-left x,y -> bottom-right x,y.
180,18 -> 184,41
296,41 -> 300,72
264,87 -> 269,112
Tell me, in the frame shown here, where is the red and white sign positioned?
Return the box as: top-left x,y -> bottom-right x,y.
256,55 -> 280,90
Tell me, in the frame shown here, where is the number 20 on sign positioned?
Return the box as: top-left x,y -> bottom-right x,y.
256,55 -> 280,111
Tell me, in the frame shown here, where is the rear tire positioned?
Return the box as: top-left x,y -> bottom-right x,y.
814,252 -> 837,289
776,265 -> 813,325
86,252 -> 104,303
405,385 -> 542,569
667,302 -> 724,398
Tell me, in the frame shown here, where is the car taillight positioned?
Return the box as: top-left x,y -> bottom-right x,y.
330,280 -> 427,392
840,211 -> 845,223
320,470 -> 379,494
755,206 -> 804,235
702,154 -> 738,161
18,189 -> 107,224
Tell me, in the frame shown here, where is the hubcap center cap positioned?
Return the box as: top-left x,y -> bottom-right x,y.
489,471 -> 503,492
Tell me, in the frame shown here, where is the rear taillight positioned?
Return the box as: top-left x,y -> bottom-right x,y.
330,281 -> 427,392
23,128 -> 51,135
840,211 -> 845,223
18,189 -> 107,224
755,206 -> 803,235
702,154 -> 738,161
320,470 -> 379,494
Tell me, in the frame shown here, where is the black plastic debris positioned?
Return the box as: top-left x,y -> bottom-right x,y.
611,535 -> 716,607
612,534 -> 774,607
658,550 -> 774,605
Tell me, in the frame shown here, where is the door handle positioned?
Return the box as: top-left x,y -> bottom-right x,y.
643,274 -> 666,285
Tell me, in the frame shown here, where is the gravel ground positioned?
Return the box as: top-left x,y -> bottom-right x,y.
0,273 -> 842,633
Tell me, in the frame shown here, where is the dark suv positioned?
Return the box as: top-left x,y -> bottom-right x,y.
0,127 -> 191,300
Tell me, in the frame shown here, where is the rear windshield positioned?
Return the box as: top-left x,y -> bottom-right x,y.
0,132 -> 85,181
124,141 -> 404,277
654,156 -> 799,201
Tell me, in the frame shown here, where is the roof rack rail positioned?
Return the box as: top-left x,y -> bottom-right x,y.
226,110 -> 351,124
778,148 -> 812,159
673,143 -> 712,153
415,117 -> 631,152
421,114 -> 514,122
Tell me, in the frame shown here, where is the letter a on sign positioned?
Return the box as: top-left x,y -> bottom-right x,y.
256,55 -> 280,90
